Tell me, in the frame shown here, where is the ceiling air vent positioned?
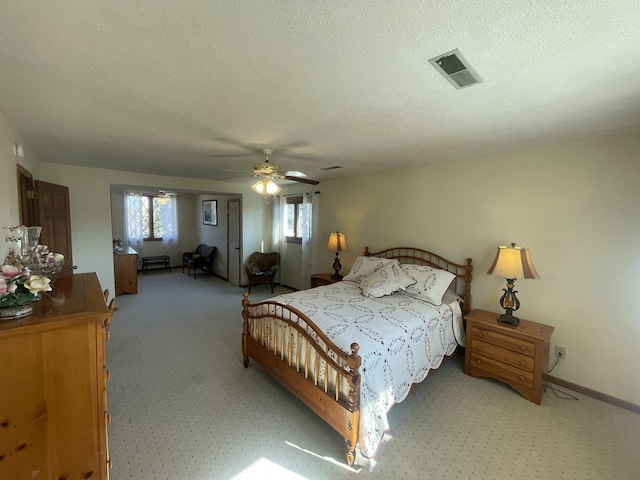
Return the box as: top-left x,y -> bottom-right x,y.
428,49 -> 483,89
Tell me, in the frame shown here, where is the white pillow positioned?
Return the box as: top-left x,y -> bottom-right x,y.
360,262 -> 416,298
401,264 -> 456,305
343,256 -> 397,283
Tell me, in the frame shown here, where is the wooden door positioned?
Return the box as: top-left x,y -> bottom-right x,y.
227,198 -> 241,286
35,181 -> 74,273
16,164 -> 36,226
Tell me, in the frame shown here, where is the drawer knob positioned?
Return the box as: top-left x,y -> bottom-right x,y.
519,345 -> 528,352
476,331 -> 484,338
107,458 -> 113,469
474,359 -> 482,366
106,413 -> 112,424
106,370 -> 111,380
518,375 -> 526,381
519,360 -> 526,367
475,345 -> 483,352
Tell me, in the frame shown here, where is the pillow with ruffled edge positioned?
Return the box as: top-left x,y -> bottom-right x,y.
360,262 -> 416,298
342,256 -> 397,283
400,264 -> 456,305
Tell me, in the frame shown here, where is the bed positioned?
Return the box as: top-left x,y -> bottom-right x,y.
241,246 -> 473,465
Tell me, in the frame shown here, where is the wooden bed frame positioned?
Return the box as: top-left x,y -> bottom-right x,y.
242,246 -> 473,465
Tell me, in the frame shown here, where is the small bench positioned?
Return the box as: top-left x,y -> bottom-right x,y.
141,255 -> 172,274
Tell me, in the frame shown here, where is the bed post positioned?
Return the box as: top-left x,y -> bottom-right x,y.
462,258 -> 473,315
345,342 -> 361,466
242,291 -> 250,368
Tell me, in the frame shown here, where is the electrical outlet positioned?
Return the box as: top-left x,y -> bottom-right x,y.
554,345 -> 567,359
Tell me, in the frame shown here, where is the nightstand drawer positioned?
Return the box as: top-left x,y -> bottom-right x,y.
470,326 -> 536,357
469,353 -> 534,388
470,339 -> 535,372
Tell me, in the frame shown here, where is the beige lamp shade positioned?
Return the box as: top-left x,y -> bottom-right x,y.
487,243 -> 540,280
326,232 -> 348,252
252,177 -> 281,195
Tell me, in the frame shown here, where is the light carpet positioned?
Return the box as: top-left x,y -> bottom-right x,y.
106,271 -> 640,479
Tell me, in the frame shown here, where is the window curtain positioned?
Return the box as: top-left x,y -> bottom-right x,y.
124,193 -> 144,270
300,191 -> 319,290
271,195 -> 285,285
159,197 -> 179,266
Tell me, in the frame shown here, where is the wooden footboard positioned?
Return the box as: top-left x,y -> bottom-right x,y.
242,292 -> 362,465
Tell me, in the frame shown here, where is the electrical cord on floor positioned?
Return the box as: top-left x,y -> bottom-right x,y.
545,358 -> 579,400
547,385 -> 579,400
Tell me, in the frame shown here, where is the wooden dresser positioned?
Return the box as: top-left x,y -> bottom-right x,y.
464,309 -> 554,405
0,273 -> 112,479
114,246 -> 138,295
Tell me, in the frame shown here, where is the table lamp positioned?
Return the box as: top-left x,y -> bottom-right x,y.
326,232 -> 348,279
487,243 -> 539,326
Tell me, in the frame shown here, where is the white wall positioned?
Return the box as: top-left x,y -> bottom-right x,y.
311,129 -> 640,406
195,194 -> 235,279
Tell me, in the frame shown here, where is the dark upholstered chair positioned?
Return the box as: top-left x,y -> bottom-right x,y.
182,244 -> 216,279
246,252 -> 280,293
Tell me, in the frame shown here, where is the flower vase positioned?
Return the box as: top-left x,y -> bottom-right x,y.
0,303 -> 34,319
1,225 -> 49,320
3,225 -> 42,273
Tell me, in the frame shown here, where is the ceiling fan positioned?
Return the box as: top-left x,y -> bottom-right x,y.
219,147 -> 320,186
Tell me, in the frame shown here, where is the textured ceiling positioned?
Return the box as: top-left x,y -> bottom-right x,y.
1,1 -> 639,185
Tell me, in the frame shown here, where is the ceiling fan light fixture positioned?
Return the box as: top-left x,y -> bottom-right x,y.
252,177 -> 281,196
157,190 -> 177,204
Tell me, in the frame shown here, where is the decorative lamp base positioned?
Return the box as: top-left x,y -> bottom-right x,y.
331,253 -> 343,280
497,311 -> 520,326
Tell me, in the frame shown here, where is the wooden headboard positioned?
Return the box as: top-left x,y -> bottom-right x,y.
364,246 -> 473,314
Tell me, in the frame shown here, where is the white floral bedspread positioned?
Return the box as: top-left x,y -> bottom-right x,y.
270,280 -> 464,459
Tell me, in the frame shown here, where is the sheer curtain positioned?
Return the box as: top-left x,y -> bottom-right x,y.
123,193 -> 144,270
271,195 -> 285,285
159,197 -> 179,266
300,191 -> 319,290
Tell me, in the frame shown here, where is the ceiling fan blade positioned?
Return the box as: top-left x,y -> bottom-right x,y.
216,174 -> 253,181
210,152 -> 255,158
275,141 -> 310,151
213,137 -> 257,151
277,152 -> 320,161
285,176 -> 320,185
219,168 -> 252,173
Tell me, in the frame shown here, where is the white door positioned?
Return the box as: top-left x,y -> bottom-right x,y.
227,199 -> 241,285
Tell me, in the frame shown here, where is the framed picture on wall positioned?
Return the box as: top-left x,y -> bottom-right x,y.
202,200 -> 218,226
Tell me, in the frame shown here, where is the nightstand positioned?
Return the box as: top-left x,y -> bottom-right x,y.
464,309 -> 554,405
311,273 -> 342,287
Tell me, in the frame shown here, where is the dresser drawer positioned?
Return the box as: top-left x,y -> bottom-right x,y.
469,353 -> 534,388
470,339 -> 535,372
470,326 -> 536,357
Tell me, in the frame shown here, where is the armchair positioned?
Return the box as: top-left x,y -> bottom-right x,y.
182,244 -> 216,279
245,252 -> 280,293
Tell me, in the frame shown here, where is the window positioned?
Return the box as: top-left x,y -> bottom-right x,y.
127,195 -> 173,241
284,196 -> 303,243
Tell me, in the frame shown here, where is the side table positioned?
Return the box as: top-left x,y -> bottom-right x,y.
311,273 -> 343,287
464,309 -> 554,404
